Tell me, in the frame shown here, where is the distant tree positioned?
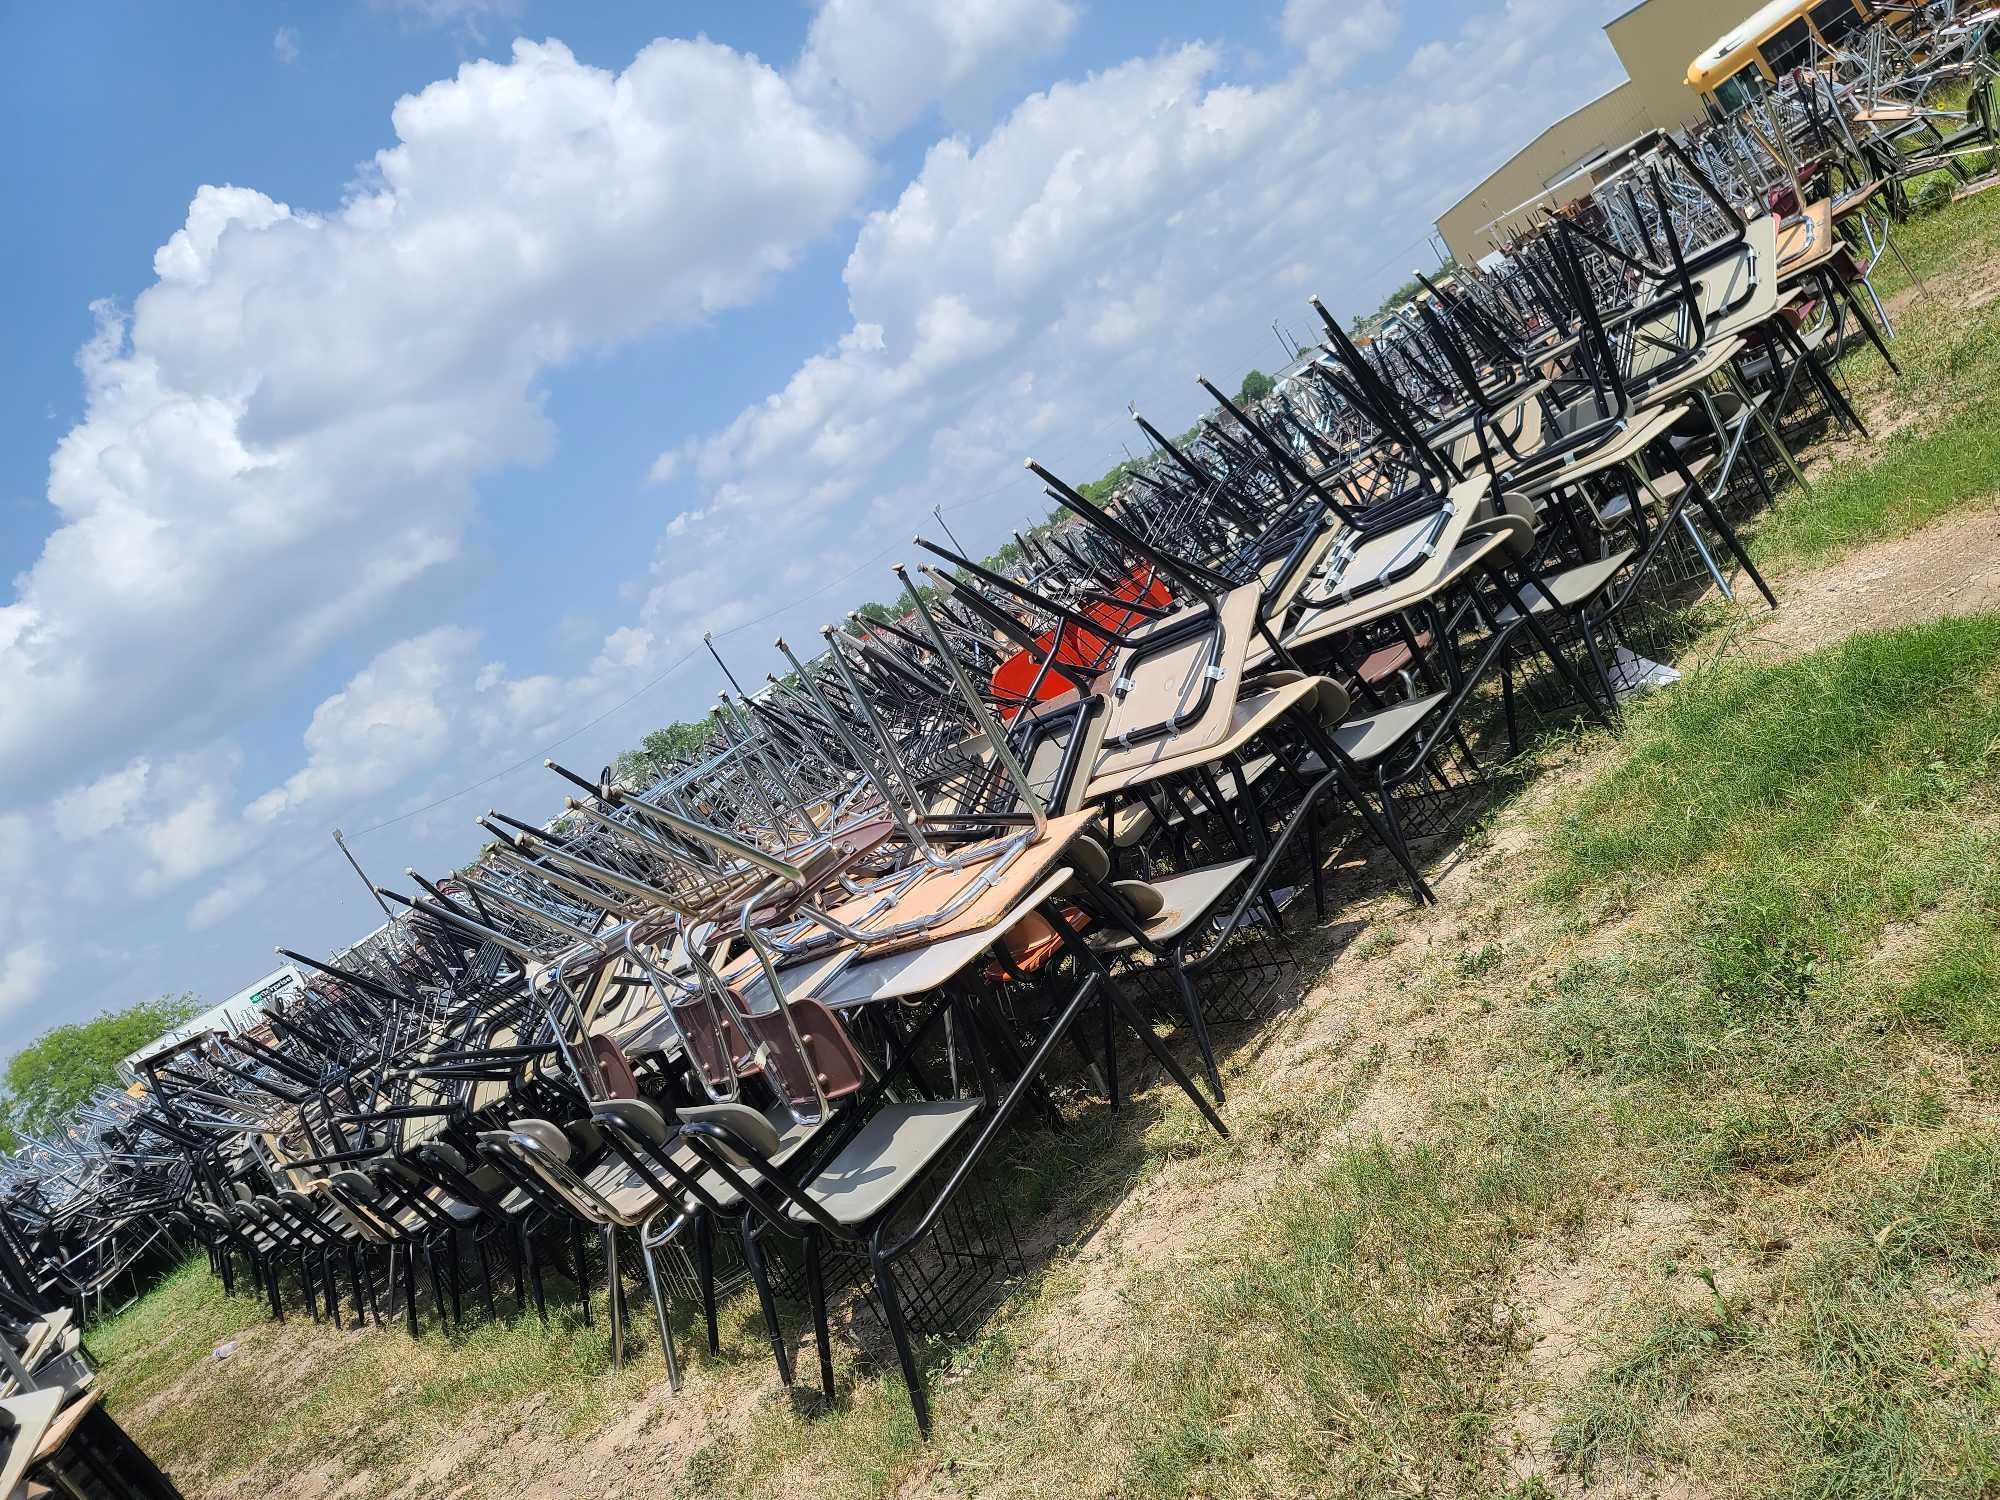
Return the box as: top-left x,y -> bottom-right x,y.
612,718 -> 715,786
1237,369 -> 1276,404
0,993 -> 204,1148
847,600 -> 900,637
1077,460 -> 1139,508
1381,275 -> 1425,312
1368,260 -> 1460,326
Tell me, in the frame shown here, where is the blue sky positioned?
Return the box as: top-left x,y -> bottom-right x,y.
0,0 -> 1628,1038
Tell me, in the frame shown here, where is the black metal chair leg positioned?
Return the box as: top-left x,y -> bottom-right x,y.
869,1248 -> 930,1439
740,1223 -> 794,1386
1834,274 -> 1900,375
1104,977 -> 1229,1136
426,1244 -> 451,1332
805,1229 -> 836,1403
447,1230 -> 465,1327
1100,981 -> 1120,1111
1169,957 -> 1225,1104
402,1245 -> 421,1338
476,1233 -> 495,1318
322,1251 -> 342,1329
1580,615 -> 1621,713
696,1212 -> 721,1355
348,1244 -> 370,1326
1784,319 -> 1867,438
528,1234 -> 548,1326
1692,491 -> 1779,609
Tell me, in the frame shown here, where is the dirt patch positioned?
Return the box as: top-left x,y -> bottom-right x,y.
1498,1197 -> 1745,1490
1957,1284 -> 2000,1353
1802,396 -> 1925,476
1955,254 -> 2000,314
1745,504 -> 2000,658
1884,233 -> 2000,326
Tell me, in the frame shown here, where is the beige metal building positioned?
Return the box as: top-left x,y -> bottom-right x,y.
1435,0 -> 1757,261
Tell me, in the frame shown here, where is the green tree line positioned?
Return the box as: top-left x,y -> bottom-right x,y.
0,994 -> 203,1153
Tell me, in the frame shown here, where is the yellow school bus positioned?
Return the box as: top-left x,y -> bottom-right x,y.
1688,0 -> 1876,114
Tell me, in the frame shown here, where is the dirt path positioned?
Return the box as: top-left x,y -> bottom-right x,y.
1746,504 -> 2000,658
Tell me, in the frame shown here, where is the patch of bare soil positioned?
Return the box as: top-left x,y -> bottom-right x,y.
1955,255 -> 2000,313
1497,1197 -> 1744,1497
1954,1283 -> 2000,1353
1746,504 -> 2000,658
1804,396 -> 1925,475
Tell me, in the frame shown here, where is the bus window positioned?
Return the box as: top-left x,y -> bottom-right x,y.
1762,16 -> 1815,73
1811,0 -> 1863,43
1712,66 -> 1763,114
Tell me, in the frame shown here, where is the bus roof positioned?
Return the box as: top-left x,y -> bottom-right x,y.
1688,0 -> 1818,89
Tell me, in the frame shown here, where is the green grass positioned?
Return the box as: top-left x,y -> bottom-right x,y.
93,1250 -> 722,1493
1543,614 -> 2000,902
1897,909 -> 2000,1059
1551,1140 -> 2000,1499
964,1095 -> 1587,1500
1554,1294 -> 1748,1477
1531,616 -> 2000,1187
1523,615 -> 2000,1492
648,1047 -> 1592,1500
1750,402 -> 2000,570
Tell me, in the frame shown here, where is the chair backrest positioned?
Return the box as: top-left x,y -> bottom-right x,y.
324,1169 -> 401,1243
587,1098 -> 672,1151
407,1141 -> 509,1216
736,996 -> 868,1113
479,1120 -> 635,1229
1469,508 -> 1537,564
675,1102 -> 783,1169
622,925 -> 750,1105
589,1037 -> 640,1101
685,916 -> 869,1125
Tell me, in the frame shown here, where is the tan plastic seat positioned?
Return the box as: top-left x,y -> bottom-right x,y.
779,1100 -> 983,1227
1088,858 -> 1256,955
1108,801 -> 1155,847
1492,551 -> 1635,624
1331,692 -> 1450,764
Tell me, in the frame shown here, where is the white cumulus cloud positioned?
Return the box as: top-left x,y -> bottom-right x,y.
0,944 -> 53,1026
795,0 -> 1080,138
1280,0 -> 1400,77
0,37 -> 870,803
647,1 -> 1627,649
248,626 -> 478,824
